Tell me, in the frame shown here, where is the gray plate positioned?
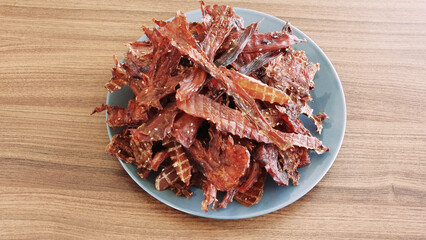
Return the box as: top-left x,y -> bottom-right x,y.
106,8 -> 346,219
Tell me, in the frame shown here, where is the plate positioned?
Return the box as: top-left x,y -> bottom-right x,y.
105,8 -> 346,219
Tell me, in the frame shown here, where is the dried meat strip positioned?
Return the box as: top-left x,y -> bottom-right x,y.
176,4 -> 237,101
300,103 -> 328,134
234,168 -> 267,207
189,130 -> 250,191
135,74 -> 182,110
255,143 -> 289,186
237,160 -> 262,193
134,28 -> 183,108
131,103 -> 179,143
223,68 -> 291,105
105,56 -> 130,92
177,94 -> 328,153
221,26 -> 305,54
177,94 -> 270,143
201,4 -> 237,60
125,41 -> 153,59
170,181 -> 193,198
265,49 -> 319,100
279,148 -> 301,185
105,46 -> 152,94
171,113 -> 204,148
201,180 -> 218,212
292,146 -> 311,168
105,128 -> 135,164
214,22 -> 259,67
92,99 -> 148,128
130,136 -> 153,175
214,188 -> 238,210
238,50 -> 283,75
151,150 -> 170,171
163,138 -> 193,186
176,68 -> 207,102
242,30 -> 305,53
155,165 -> 180,191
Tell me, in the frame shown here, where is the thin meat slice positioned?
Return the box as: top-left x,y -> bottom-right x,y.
223,68 -> 291,105
170,181 -> 193,198
189,130 -> 250,191
214,188 -> 238,210
176,67 -> 207,102
176,4 -> 237,101
144,29 -> 181,85
134,28 -> 183,108
300,103 -> 328,134
265,49 -> 319,100
125,41 -> 153,59
279,148 -> 301,185
163,138 -> 193,186
201,4 -> 237,60
237,50 -> 283,75
234,168 -> 267,207
105,56 -> 129,92
105,128 -> 135,164
261,107 -> 284,128
151,150 -> 170,171
276,104 -> 310,135
155,165 -> 180,191
237,160 -> 262,193
130,136 -> 153,174
214,22 -> 259,67
242,30 -> 305,53
277,100 -> 327,135
177,94 -> 328,153
278,131 -> 328,154
131,103 -> 179,143
201,180 -> 218,212
215,158 -> 263,209
171,113 -> 204,148
255,143 -> 289,186
106,48 -> 151,94
135,74 -> 182,110
293,146 -> 311,168
122,50 -> 151,80
221,26 -> 305,53
92,99 -> 148,127
177,93 -> 270,143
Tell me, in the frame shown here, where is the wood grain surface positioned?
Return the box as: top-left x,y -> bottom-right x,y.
1,0 -> 425,239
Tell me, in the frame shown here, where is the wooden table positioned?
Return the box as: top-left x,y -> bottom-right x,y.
1,0 -> 425,239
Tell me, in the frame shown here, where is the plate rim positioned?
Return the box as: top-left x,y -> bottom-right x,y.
105,7 -> 347,219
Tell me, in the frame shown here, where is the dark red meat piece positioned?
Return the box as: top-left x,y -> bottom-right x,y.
92,99 -> 148,128
255,143 -> 289,186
